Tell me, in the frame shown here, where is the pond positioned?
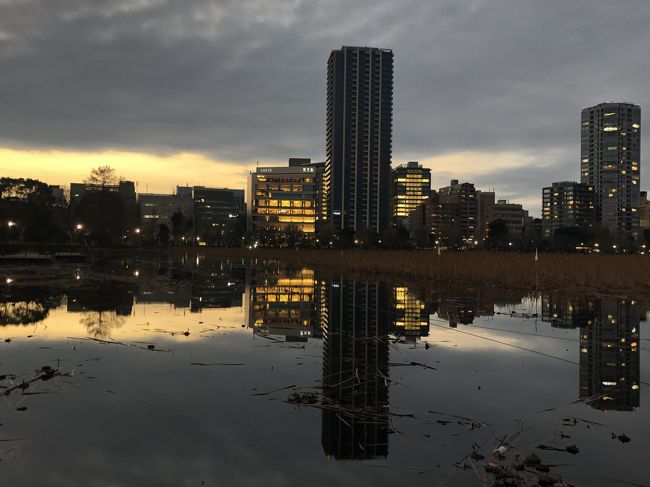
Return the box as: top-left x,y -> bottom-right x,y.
0,255 -> 647,486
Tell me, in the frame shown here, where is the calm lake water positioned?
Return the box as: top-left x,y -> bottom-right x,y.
0,255 -> 647,486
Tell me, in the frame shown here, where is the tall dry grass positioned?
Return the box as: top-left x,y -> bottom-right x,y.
170,248 -> 650,295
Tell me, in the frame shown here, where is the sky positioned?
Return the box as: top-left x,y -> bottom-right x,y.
0,0 -> 649,216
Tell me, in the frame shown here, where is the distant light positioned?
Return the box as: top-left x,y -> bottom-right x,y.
5,277 -> 13,284
7,221 -> 15,228
134,270 -> 140,277
134,228 -> 141,234
75,274 -> 81,280
75,223 -> 84,230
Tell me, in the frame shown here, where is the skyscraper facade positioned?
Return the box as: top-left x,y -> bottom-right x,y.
580,102 -> 641,239
323,46 -> 394,234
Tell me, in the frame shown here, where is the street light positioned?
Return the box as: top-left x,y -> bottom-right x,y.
7,221 -> 16,228
75,223 -> 84,231
134,228 -> 141,234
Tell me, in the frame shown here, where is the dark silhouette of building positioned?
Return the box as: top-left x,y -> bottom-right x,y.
323,46 -> 394,234
581,103 -> 641,239
579,298 -> 640,411
321,279 -> 390,459
193,187 -> 245,243
438,179 -> 478,245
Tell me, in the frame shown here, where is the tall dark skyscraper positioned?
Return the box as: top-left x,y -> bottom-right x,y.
323,46 -> 394,233
580,102 -> 641,239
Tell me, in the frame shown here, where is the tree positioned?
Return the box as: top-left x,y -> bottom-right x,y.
171,211 -> 193,241
85,165 -> 117,188
552,226 -> 591,252
380,224 -> 411,249
157,223 -> 171,246
0,178 -> 66,243
485,219 -> 509,250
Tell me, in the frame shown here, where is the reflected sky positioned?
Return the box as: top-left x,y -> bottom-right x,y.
0,258 -> 648,486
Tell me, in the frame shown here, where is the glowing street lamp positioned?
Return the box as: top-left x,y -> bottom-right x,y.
7,221 -> 16,228
75,223 -> 84,231
134,228 -> 141,234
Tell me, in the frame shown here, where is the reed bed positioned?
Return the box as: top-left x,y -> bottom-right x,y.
171,248 -> 650,295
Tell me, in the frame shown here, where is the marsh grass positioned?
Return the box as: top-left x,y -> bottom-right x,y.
172,248 -> 650,295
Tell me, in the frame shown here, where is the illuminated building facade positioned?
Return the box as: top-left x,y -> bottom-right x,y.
579,298 -> 640,411
391,161 -> 430,227
323,46 -> 394,233
321,279 -> 390,459
138,188 -> 193,237
391,286 -> 429,340
580,103 -> 641,238
247,166 -> 319,234
245,267 -> 316,341
542,181 -> 595,237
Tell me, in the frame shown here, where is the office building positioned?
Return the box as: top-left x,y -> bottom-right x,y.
139,188 -> 193,237
391,161 -> 431,228
247,165 -> 319,235
542,181 -> 595,237
580,102 -> 641,238
323,46 -> 394,234
193,187 -> 245,243
70,180 -> 136,208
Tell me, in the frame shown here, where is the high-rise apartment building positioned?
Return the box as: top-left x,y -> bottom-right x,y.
323,46 -> 394,234
391,161 -> 431,228
439,179 -> 478,243
542,181 -> 595,237
580,102 -> 641,239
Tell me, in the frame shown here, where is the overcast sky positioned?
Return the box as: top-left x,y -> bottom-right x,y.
1,0 -> 649,215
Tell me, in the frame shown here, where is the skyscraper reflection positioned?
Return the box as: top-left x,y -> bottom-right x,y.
321,279 -> 390,460
580,298 -> 640,411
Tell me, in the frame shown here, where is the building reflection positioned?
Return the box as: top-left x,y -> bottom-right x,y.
321,279 -> 390,460
190,262 -> 244,312
579,298 -> 641,411
542,294 -> 596,329
245,266 -> 316,341
391,286 -> 429,340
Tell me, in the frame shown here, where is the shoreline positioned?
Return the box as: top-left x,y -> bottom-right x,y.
169,247 -> 650,297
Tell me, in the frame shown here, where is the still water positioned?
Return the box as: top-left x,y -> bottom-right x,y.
0,256 -> 647,486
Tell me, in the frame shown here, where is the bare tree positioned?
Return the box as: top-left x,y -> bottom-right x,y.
85,166 -> 117,188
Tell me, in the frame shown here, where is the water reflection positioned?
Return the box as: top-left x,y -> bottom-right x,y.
246,266 -> 317,341
0,258 -> 648,485
321,279 -> 390,460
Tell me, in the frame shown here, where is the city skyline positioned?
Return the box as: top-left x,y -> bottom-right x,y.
1,1 -> 649,216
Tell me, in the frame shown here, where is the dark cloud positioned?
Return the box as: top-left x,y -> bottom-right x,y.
0,0 -> 649,206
